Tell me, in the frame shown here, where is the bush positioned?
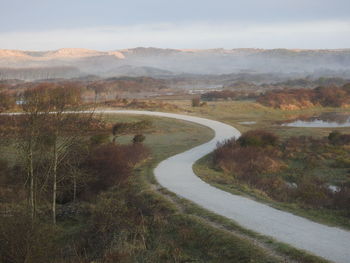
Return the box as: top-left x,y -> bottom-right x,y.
238,130 -> 279,148
84,143 -> 149,194
214,138 -> 284,184
133,134 -> 146,144
191,97 -> 201,107
90,133 -> 110,146
328,131 -> 350,145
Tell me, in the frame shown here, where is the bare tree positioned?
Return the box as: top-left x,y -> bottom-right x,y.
19,85 -> 51,220
45,85 -> 93,224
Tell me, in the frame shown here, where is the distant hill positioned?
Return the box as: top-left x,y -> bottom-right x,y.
0,47 -> 350,80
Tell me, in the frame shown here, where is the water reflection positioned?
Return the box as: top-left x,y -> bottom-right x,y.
239,121 -> 256,125
283,112 -> 350,128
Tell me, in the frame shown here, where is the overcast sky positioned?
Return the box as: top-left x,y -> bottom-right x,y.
1,0 -> 349,50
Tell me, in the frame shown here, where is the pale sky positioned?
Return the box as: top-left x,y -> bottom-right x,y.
0,0 -> 349,50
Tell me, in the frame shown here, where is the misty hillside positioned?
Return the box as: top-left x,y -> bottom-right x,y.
0,47 -> 350,80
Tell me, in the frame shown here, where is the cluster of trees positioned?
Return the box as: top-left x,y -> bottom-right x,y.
6,84 -> 87,223
257,83 -> 350,109
213,130 -> 350,212
0,84 -> 154,262
0,84 -> 150,222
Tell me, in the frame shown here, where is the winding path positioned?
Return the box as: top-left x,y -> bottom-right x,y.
102,110 -> 350,263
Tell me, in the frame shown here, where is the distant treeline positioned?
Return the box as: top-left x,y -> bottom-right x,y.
271,77 -> 349,88
0,66 -> 80,81
0,76 -> 170,103
257,83 -> 350,109
201,90 -> 258,101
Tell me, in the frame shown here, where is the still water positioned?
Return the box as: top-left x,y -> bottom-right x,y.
283,112 -> 350,128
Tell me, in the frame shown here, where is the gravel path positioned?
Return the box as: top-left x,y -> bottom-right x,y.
103,110 -> 350,263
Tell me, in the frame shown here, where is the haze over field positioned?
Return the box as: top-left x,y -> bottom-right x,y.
1,0 -> 349,80
1,47 -> 350,79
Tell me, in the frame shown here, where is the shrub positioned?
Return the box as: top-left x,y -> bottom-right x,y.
90,133 -> 110,146
214,138 -> 284,184
133,134 -> 146,144
328,131 -> 350,145
238,130 -> 279,148
84,143 -> 149,194
191,97 -> 201,107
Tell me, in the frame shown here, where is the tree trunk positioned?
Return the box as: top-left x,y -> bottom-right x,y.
52,140 -> 58,224
29,140 -> 35,220
73,175 -> 77,202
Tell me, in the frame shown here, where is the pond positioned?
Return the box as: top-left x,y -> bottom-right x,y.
238,121 -> 256,125
282,112 -> 350,128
